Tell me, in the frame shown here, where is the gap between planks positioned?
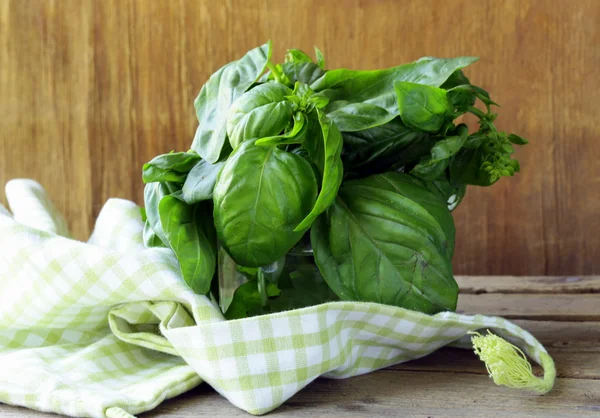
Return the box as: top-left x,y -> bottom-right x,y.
456,275 -> 600,294
458,293 -> 600,321
456,276 -> 600,321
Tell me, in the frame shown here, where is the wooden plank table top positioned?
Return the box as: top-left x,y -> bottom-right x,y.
1,276 -> 599,417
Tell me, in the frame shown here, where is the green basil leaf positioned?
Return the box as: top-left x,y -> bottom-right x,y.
224,256 -> 338,319
433,128 -> 469,160
312,56 -> 478,92
395,81 -> 453,133
311,56 -> 478,131
159,197 -> 217,294
301,112 -> 326,175
440,69 -> 471,90
192,42 -> 272,163
472,85 -> 498,107
446,84 -> 497,114
411,125 -> 468,181
341,118 -> 429,175
326,103 -> 393,132
281,62 -> 325,86
143,182 -> 178,246
311,175 -> 457,314
182,160 -> 225,204
464,132 -> 487,149
285,49 -> 313,63
315,46 -> 325,69
295,111 -> 344,231
142,220 -> 166,248
354,172 -> 456,258
422,176 -> 468,212
450,128 -> 522,186
142,152 -> 201,184
213,140 -> 318,267
224,280 -> 281,320
449,147 -> 491,186
255,112 -> 307,146
411,158 -> 449,181
388,136 -> 438,173
226,82 -> 294,150
446,84 -> 478,112
508,133 -> 529,145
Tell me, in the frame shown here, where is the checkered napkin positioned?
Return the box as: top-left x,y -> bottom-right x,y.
0,180 -> 554,417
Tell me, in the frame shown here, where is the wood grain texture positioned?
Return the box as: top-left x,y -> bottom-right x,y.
0,276 -> 599,416
3,372 -> 599,417
1,0 -> 599,275
456,275 -> 600,294
394,347 -> 600,379
458,293 -> 600,321
142,373 -> 600,417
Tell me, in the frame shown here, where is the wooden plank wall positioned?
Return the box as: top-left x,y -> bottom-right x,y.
0,0 -> 598,275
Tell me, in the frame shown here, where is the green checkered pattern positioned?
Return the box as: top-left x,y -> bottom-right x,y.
0,180 -> 553,417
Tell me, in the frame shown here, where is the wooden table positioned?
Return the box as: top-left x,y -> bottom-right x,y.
2,276 -> 599,417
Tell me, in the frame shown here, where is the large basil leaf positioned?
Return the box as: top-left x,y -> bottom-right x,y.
281,48 -> 326,85
352,172 -> 456,258
311,175 -> 457,314
226,82 -> 294,150
142,152 -> 201,184
395,82 -> 453,133
295,111 -> 344,231
281,62 -> 325,86
311,56 -> 478,131
213,140 -> 318,267
192,42 -> 272,163
312,56 -> 479,92
326,103 -> 392,132
342,118 -> 428,175
182,160 -> 225,204
159,197 -> 217,294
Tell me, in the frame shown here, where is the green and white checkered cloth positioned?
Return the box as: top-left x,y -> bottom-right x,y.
0,180 -> 554,417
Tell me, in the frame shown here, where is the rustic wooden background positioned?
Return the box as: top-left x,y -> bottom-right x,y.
0,0 -> 598,275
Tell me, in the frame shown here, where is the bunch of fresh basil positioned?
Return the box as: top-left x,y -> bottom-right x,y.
141,41 -> 527,319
